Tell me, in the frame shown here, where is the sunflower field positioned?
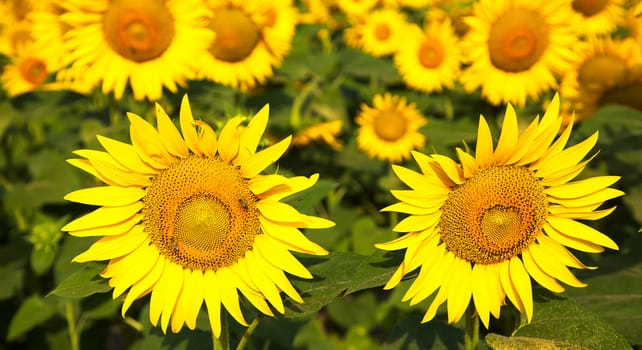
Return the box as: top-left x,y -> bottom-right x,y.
1,0 -> 642,349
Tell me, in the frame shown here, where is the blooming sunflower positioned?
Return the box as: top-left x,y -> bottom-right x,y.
394,20 -> 461,93
336,0 -> 378,18
62,95 -> 334,336
376,94 -> 622,328
356,93 -> 427,163
58,0 -> 213,101
560,36 -> 641,122
354,8 -> 410,57
570,0 -> 625,36
197,0 -> 298,90
1,43 -> 52,96
292,120 -> 344,151
460,0 -> 578,106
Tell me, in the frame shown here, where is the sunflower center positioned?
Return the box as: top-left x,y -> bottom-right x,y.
143,156 -> 260,271
488,9 -> 548,73
572,0 -> 608,17
599,82 -> 642,112
102,0 -> 176,63
20,58 -> 48,85
209,8 -> 260,62
578,55 -> 627,90
418,39 -> 445,69
438,166 -> 548,264
375,24 -> 391,41
373,111 -> 408,142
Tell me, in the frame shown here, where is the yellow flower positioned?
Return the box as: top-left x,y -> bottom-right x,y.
292,120 -> 344,151
570,0 -> 625,36
394,21 -> 461,93
376,94 -> 622,328
356,93 -> 427,163
560,36 -> 642,122
460,0 -> 578,106
336,0 -> 378,18
1,43 -> 51,96
354,8 -> 410,57
62,96 -> 334,336
197,0 -> 298,90
58,0 -> 214,100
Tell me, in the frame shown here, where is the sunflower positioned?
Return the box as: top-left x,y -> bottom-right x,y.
560,36 -> 641,122
292,120 -> 344,151
58,0 -> 213,101
1,43 -> 52,96
570,0 -> 625,36
376,94 -> 622,328
460,0 -> 578,106
356,93 -> 427,163
62,95 -> 334,336
336,0 -> 378,18
394,20 -> 461,93
354,8 -> 410,57
197,0 -> 298,90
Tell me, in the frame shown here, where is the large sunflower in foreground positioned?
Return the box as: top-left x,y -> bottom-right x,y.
59,0 -> 213,100
376,94 -> 622,328
460,0 -> 578,106
62,96 -> 334,336
197,0 -> 298,90
356,93 -> 427,163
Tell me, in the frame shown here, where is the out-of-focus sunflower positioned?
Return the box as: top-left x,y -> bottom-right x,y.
62,95 -> 334,336
58,0 -> 213,101
1,43 -> 51,96
377,94 -> 622,328
336,0 -> 378,18
560,36 -> 641,122
0,15 -> 32,57
292,120 -> 344,151
570,0 -> 625,36
28,0 -> 75,71
394,20 -> 461,93
354,8 -> 410,57
460,0 -> 578,106
356,93 -> 427,163
197,0 -> 298,90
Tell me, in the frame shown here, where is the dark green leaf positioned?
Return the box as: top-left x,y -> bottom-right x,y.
31,248 -> 57,276
382,312 -> 464,350
7,295 -> 57,340
48,263 -> 111,298
486,333 -> 580,350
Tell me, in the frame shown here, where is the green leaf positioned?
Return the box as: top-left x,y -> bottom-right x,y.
382,312 -> 464,350
31,248 -> 57,276
48,263 -> 111,298
7,295 -> 57,340
512,298 -> 631,350
486,333 -> 579,350
0,259 -> 25,301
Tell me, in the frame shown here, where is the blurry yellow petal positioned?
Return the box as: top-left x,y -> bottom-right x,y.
179,95 -> 202,155
493,104 -> 519,164
97,135 -> 157,174
538,156 -> 594,187
257,200 -> 334,228
127,112 -> 172,169
240,136 -> 291,178
475,115 -> 493,168
546,216 -> 618,250
381,202 -> 437,215
156,103 -> 189,158
252,174 -> 319,201
64,186 -> 145,206
77,150 -> 150,187
548,206 -> 616,221
62,202 -> 143,232
72,225 -> 147,262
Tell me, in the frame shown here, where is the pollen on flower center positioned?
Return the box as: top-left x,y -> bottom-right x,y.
209,8 -> 260,62
143,156 -> 260,271
20,58 -> 48,85
102,0 -> 176,63
373,111 -> 408,142
572,0 -> 608,17
578,55 -> 627,90
488,8 -> 548,73
375,24 -> 391,41
438,166 -> 548,264
418,39 -> 445,69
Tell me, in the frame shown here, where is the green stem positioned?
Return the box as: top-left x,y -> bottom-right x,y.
290,78 -> 320,129
213,311 -> 230,350
236,316 -> 261,350
65,301 -> 80,350
464,303 -> 479,350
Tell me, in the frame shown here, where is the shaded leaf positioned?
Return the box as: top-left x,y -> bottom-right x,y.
486,333 -> 579,350
48,263 -> 111,298
382,312 -> 464,350
7,295 -> 57,340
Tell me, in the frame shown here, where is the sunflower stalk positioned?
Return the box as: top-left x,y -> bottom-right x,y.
464,303 -> 479,350
65,301 -> 80,350
236,315 -> 261,350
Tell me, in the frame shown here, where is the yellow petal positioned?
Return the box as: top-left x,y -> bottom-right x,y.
522,247 -> 564,293
97,135 -> 157,174
171,269 -> 204,332
535,132 -> 598,177
72,225 -> 147,262
251,250 -> 303,303
493,104 -> 519,164
537,234 -> 596,270
422,285 -> 448,323
375,229 -> 431,251
240,136 -> 291,178
252,174 -> 319,201
471,264 -> 492,328
229,261 -> 274,317
203,270 -> 223,337
392,212 -> 440,233
149,261 -> 184,333
499,260 -> 525,315
517,120 -> 562,166
390,190 -> 448,209
66,158 -> 112,185
106,242 -> 158,298
216,268 -> 249,326
547,187 -> 624,207
545,176 -> 620,199
64,186 -> 145,206
548,206 -> 616,221
194,121 -> 218,157
381,202 -> 438,215
62,202 -> 143,232
392,165 -> 447,191
69,214 -> 142,237
179,95 -> 202,155
546,216 -> 618,250
509,257 -> 533,322
122,255 -> 164,317
218,117 -> 244,163
237,104 -> 269,163
254,235 -> 312,278
538,156 -> 594,187
456,147 -> 478,179
402,243 -> 445,301
77,150 -> 150,187
244,251 -> 284,314
260,216 -> 328,255
127,112 -> 172,169
427,154 -> 464,185
410,248 -> 455,306
155,103 -> 189,158
475,115 -> 494,168
543,223 -> 604,253
505,117 -> 540,165
445,258 -> 472,323
528,242 -> 587,288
